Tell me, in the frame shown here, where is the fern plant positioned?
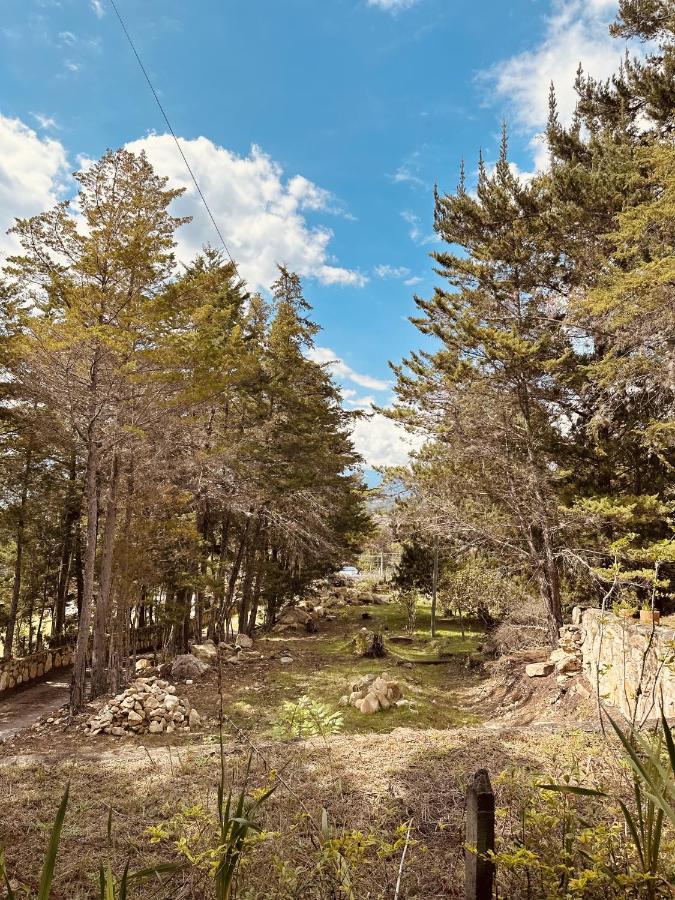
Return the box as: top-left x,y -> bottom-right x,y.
273,696 -> 344,739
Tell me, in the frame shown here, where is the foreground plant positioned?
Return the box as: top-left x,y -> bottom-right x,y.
0,782 -> 69,900
541,711 -> 675,897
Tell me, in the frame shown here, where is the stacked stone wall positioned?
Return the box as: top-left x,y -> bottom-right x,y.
0,626 -> 162,699
0,643 -> 74,695
581,609 -> 675,721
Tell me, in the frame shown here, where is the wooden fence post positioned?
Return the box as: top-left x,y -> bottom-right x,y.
465,768 -> 495,900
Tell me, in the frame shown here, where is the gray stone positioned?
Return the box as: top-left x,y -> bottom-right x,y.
191,641 -> 218,664
171,654 -> 209,680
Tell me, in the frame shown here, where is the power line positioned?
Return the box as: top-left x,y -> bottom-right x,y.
107,0 -> 241,278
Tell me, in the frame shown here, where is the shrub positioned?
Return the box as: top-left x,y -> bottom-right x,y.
273,696 -> 344,739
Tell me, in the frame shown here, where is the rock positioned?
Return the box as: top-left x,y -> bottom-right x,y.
385,681 -> 402,702
338,694 -> 350,706
191,640 -> 218,664
554,654 -> 581,674
351,674 -> 375,692
135,658 -> 152,671
238,651 -> 263,662
359,693 -> 380,714
525,662 -> 554,677
171,654 -> 209,680
572,606 -> 582,625
188,709 -> 201,728
556,675 -> 570,688
278,607 -> 311,626
572,682 -> 592,700
280,655 -> 293,664
374,691 -> 391,710
86,678 -> 200,739
235,633 -> 254,649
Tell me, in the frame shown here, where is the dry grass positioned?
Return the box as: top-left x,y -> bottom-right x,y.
0,599 -> 617,899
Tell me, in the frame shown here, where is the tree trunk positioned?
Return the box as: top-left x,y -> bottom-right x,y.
91,451 -> 119,699
210,514 -> 230,640
218,515 -> 252,639
4,445 -> 32,659
70,348 -> 101,715
247,540 -> 266,634
74,522 -> 84,621
110,460 -> 134,692
54,451 -> 79,637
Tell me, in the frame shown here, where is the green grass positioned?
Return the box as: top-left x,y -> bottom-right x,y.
258,601 -> 484,736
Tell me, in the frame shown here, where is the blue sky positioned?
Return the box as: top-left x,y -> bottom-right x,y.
0,0 -> 627,468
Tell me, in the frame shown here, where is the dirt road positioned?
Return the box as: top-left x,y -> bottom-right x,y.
0,670 -> 71,742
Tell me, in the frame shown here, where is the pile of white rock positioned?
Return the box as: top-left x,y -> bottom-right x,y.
339,672 -> 410,714
86,676 -> 201,737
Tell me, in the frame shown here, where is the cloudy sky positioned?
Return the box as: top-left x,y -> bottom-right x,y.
0,0 -> 629,472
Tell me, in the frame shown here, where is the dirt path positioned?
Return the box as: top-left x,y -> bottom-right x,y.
0,670 -> 71,742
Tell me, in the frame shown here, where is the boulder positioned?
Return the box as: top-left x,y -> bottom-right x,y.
171,654 -> 209,680
525,661 -> 554,678
235,633 -> 254,650
278,607 -> 311,626
191,641 -> 218,664
359,693 -> 380,714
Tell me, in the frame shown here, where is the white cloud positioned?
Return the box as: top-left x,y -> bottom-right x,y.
0,114 -> 70,261
65,60 -> 81,72
126,134 -> 365,290
367,0 -> 419,10
305,346 -> 423,466
31,113 -> 59,130
307,346 -> 390,391
90,0 -> 104,18
374,264 -> 411,279
392,163 -> 426,189
400,209 -> 436,245
404,275 -> 423,286
486,0 -> 625,165
352,411 -> 423,468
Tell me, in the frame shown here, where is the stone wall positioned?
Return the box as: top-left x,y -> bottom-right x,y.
0,626 -> 162,699
0,643 -> 74,695
581,608 -> 675,721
